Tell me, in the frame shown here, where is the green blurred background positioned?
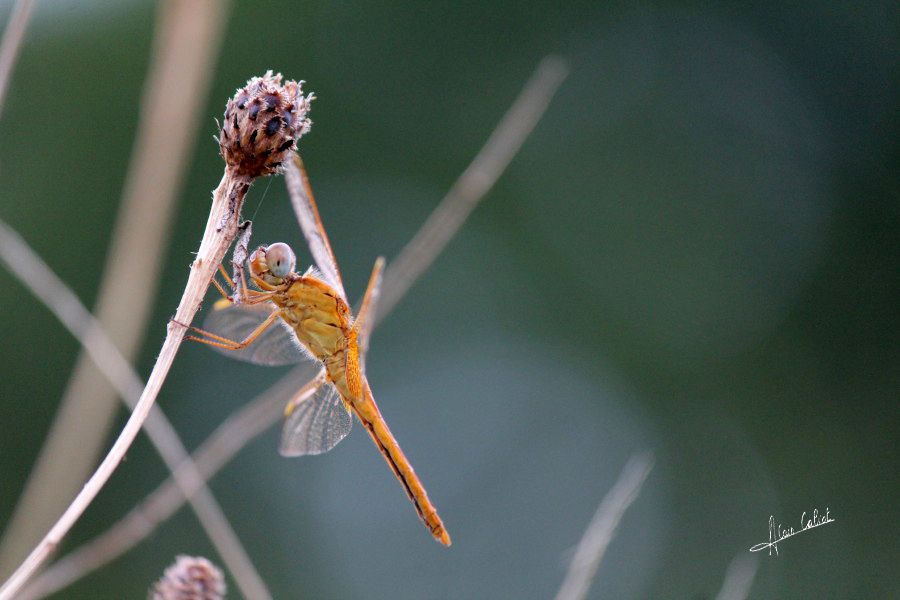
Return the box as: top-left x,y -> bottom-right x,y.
0,1 -> 897,598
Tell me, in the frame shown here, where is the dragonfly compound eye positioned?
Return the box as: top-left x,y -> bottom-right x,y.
266,242 -> 295,278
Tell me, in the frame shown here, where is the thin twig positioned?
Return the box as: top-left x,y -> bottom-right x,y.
21,54 -> 569,598
0,0 -> 232,575
0,171 -> 253,600
554,453 -> 655,600
0,0 -> 34,118
376,55 -> 569,323
0,218 -> 270,599
714,554 -> 758,600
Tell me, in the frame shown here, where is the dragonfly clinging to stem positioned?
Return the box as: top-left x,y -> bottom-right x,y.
185,155 -> 450,546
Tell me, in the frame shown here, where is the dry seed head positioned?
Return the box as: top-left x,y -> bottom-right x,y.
219,70 -> 313,178
149,555 -> 226,600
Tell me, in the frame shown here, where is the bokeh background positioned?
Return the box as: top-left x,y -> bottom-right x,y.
0,1 -> 897,598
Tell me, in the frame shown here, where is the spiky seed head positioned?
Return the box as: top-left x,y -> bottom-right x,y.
149,555 -> 226,600
219,70 -> 313,178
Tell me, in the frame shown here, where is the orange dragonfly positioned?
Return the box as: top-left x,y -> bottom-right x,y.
187,156 -> 450,546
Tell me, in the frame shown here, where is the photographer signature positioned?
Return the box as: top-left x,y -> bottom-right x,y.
749,508 -> 834,556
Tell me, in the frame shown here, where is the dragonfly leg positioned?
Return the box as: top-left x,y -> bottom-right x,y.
212,263 -> 271,304
187,309 -> 283,351
236,261 -> 252,302
240,289 -> 279,305
227,259 -> 257,304
210,266 -> 233,301
210,272 -> 277,307
218,263 -> 236,290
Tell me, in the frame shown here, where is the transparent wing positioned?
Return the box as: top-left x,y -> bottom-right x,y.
353,257 -> 385,373
279,383 -> 352,456
284,153 -> 347,301
201,299 -> 308,366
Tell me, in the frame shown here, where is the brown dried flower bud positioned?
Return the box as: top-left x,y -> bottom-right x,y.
149,555 -> 226,600
219,70 -> 313,178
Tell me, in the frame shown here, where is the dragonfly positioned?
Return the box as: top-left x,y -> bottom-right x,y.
185,155 -> 450,546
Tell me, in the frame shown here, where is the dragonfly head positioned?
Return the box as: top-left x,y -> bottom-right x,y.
249,242 -> 296,289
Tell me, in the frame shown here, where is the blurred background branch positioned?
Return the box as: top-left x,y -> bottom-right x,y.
0,0 -> 34,119
0,0 -> 230,577
554,453 -> 654,600
714,554 -> 758,600
376,55 -> 568,323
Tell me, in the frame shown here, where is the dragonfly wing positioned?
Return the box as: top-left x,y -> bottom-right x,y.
279,383 -> 352,456
201,300 -> 308,366
353,257 -> 385,374
284,153 -> 348,301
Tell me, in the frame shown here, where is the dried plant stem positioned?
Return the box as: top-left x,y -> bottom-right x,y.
554,453 -> 654,600
0,0 -> 34,118
376,55 -> 569,323
0,217 -> 269,599
0,172 -> 253,600
20,54 -> 569,598
0,0 -> 232,576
